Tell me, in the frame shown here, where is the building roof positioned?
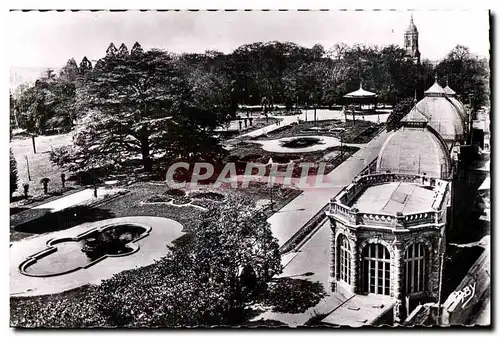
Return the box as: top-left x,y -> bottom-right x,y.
411,95 -> 465,142
377,121 -> 452,179
321,294 -> 395,327
401,104 -> 429,123
424,79 -> 446,97
448,96 -> 468,121
406,15 -> 418,34
352,182 -> 437,214
444,85 -> 456,96
344,83 -> 377,98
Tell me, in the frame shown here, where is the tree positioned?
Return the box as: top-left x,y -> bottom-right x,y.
15,72 -> 58,152
193,196 -> 282,294
93,195 -> 282,327
436,45 -> 489,113
117,43 -> 129,58
10,91 -> 19,131
52,44 -> 225,174
10,149 -> 18,198
386,97 -> 415,131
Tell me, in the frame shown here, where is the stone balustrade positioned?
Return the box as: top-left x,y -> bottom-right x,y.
328,200 -> 442,228
331,172 -> 449,217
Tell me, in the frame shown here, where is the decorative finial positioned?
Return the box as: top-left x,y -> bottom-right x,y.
446,76 -> 449,87
359,79 -> 363,89
414,90 -> 418,103
411,13 -> 414,24
434,72 -> 438,83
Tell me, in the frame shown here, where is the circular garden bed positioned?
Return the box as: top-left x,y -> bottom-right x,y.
280,137 -> 322,149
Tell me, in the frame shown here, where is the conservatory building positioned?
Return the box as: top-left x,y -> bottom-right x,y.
326,108 -> 453,323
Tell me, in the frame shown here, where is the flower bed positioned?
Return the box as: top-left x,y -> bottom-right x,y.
189,191 -> 226,202
164,189 -> 186,198
171,196 -> 192,205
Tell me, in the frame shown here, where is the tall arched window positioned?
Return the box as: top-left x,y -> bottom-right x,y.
338,235 -> 351,284
404,243 -> 426,294
362,243 -> 391,295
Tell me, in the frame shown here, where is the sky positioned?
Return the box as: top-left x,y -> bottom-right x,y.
7,10 -> 491,68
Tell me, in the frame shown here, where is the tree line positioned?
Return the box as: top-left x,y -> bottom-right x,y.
10,41 -> 489,173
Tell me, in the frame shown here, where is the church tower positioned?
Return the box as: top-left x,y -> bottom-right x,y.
404,14 -> 421,64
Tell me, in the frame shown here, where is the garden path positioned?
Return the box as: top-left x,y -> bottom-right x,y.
268,129 -> 392,246
33,187 -> 126,213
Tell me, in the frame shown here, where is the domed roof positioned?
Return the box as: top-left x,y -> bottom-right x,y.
411,98 -> 465,143
444,84 -> 468,121
377,110 -> 452,179
444,85 -> 456,96
424,77 -> 446,97
405,15 -> 418,34
411,78 -> 465,143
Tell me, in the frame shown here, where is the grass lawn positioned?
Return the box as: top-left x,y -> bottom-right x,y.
10,180 -> 304,327
10,181 -> 302,243
10,133 -> 75,198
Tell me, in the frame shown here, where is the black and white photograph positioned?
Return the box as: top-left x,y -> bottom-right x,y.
7,8 -> 491,328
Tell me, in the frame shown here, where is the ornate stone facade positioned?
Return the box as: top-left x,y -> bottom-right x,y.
326,173 -> 450,323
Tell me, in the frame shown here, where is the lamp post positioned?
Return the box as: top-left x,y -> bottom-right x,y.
267,158 -> 275,211
24,155 -> 31,181
340,130 -> 345,159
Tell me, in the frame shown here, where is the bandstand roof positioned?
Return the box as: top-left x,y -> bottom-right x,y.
344,83 -> 378,98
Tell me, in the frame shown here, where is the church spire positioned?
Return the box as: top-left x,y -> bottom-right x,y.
404,13 -> 420,64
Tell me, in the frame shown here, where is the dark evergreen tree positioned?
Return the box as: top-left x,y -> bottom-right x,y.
79,56 -> 93,75
106,42 -> 118,57
117,43 -> 129,58
130,42 -> 144,56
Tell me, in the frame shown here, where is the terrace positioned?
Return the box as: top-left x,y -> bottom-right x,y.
326,173 -> 450,229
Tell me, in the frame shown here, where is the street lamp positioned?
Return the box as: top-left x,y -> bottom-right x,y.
267,158 -> 276,211
340,129 -> 346,159
24,155 -> 31,181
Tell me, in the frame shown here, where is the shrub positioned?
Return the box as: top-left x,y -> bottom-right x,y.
164,189 -> 186,198
40,177 -> 51,194
10,148 -> 18,198
189,191 -> 225,201
260,278 -> 326,314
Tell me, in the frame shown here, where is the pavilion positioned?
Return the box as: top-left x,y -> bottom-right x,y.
343,82 -> 378,113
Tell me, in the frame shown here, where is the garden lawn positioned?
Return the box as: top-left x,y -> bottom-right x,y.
10,133 -> 75,198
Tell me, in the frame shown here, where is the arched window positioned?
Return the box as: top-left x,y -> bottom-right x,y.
404,243 -> 426,294
362,243 -> 391,295
338,235 -> 351,284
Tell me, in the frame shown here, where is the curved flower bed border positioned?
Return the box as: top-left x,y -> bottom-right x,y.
140,189 -> 227,211
140,198 -> 207,211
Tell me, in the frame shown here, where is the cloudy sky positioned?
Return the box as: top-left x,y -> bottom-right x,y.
8,10 -> 490,68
